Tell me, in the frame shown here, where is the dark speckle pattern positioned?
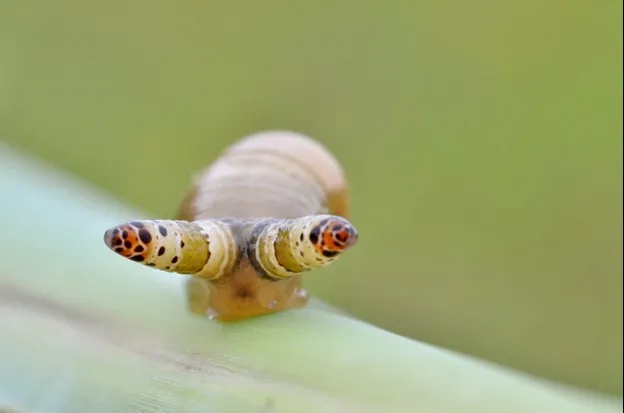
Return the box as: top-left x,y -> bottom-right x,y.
307,217 -> 358,262
139,229 -> 152,244
309,227 -> 320,244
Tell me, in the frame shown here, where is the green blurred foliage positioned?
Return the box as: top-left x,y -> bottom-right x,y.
0,0 -> 621,396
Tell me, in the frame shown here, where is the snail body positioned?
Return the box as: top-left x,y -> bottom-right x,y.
103,131 -> 358,321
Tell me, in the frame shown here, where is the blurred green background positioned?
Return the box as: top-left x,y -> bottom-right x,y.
1,0 -> 621,397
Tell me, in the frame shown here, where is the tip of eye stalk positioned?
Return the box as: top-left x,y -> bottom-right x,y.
103,227 -> 117,249
311,216 -> 359,258
103,225 -> 136,257
103,222 -> 153,263
331,219 -> 359,250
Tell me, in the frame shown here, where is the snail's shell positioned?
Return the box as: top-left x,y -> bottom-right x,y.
177,130 -> 349,221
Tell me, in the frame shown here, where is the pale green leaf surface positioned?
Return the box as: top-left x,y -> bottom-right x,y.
0,143 -> 620,413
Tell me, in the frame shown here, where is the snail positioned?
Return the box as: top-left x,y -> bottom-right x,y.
103,130 -> 358,321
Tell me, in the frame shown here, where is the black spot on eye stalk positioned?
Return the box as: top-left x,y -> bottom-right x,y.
139,229 -> 152,244
322,250 -> 339,258
134,245 -> 144,253
158,226 -> 167,236
171,256 -> 178,264
130,255 -> 145,262
158,246 -> 166,256
130,221 -> 145,228
309,227 -> 320,244
124,241 -> 132,249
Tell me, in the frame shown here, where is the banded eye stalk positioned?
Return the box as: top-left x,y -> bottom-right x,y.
103,215 -> 358,281
247,215 -> 358,280
103,219 -> 240,280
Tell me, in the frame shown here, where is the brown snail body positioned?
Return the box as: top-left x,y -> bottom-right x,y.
103,131 -> 358,321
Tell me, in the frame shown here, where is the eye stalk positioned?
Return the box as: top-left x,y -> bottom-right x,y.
102,219 -> 240,280
247,214 -> 359,280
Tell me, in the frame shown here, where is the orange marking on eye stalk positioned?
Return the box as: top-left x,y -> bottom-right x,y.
327,223 -> 357,251
103,223 -> 154,263
311,220 -> 358,257
333,227 -> 352,245
313,242 -> 324,255
322,227 -> 341,251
